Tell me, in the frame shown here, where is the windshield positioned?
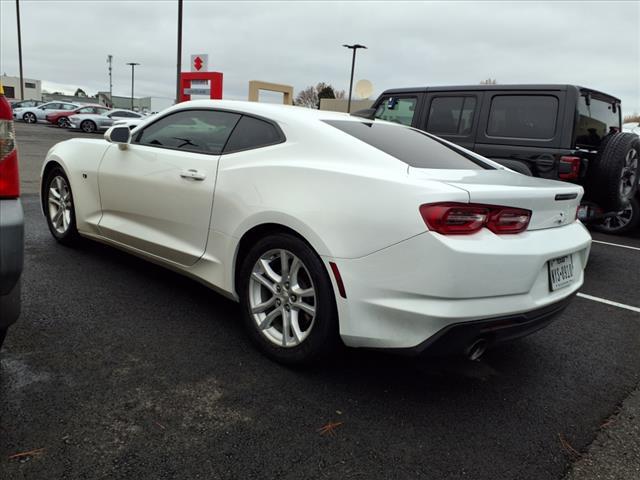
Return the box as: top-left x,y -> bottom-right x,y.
324,120 -> 491,169
574,94 -> 621,149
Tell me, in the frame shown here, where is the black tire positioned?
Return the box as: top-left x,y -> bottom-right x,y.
57,117 -> 69,128
237,233 -> 339,365
43,167 -> 81,245
23,112 -> 36,124
587,132 -> 639,211
593,196 -> 640,235
0,328 -> 6,349
81,120 -> 96,133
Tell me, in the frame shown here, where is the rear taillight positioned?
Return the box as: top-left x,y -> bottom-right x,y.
0,89 -> 19,198
559,156 -> 581,180
419,203 -> 531,235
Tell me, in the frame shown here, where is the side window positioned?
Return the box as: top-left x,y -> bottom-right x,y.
135,110 -> 241,155
97,107 -> 110,115
44,103 -> 61,110
487,95 -> 558,139
61,104 -> 77,110
374,97 -> 417,126
427,97 -> 477,135
78,107 -> 94,113
223,115 -> 283,153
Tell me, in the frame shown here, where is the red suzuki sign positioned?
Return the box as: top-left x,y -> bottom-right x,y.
190,54 -> 208,72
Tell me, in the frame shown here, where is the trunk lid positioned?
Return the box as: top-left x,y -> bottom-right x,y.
408,167 -> 583,230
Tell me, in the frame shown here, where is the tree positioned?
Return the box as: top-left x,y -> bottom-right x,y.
480,78 -> 497,85
294,82 -> 346,109
74,88 -> 87,97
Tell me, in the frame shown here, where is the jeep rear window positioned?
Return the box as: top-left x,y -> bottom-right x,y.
574,95 -> 621,149
324,120 -> 490,169
487,95 -> 558,139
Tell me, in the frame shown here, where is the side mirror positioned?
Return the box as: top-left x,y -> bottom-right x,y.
105,126 -> 131,150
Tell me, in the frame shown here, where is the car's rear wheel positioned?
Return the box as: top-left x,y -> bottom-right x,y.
23,112 -> 36,124
44,167 -> 80,245
593,196 -> 640,235
81,120 -> 97,133
238,233 -> 339,365
57,117 -> 70,128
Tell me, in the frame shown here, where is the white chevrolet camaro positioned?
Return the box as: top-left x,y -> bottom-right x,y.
40,100 -> 591,364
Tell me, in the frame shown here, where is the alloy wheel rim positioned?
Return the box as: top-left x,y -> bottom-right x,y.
619,148 -> 638,198
248,249 -> 317,348
48,176 -> 72,234
82,122 -> 95,133
601,204 -> 633,231
25,113 -> 35,123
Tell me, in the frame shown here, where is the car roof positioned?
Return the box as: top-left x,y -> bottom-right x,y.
379,84 -> 621,102
165,99 -> 360,125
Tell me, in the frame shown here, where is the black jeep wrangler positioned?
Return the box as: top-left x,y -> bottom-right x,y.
364,85 -> 640,234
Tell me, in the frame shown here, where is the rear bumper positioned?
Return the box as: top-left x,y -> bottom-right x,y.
327,221 -> 591,350
0,199 -> 24,329
400,293 -> 574,356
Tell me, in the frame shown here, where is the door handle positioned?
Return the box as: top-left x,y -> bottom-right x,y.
180,169 -> 206,181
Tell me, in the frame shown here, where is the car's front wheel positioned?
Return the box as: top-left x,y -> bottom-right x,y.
44,167 -> 80,245
238,233 -> 339,365
23,112 -> 36,124
57,117 -> 70,128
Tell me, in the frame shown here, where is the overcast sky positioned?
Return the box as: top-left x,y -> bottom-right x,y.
1,0 -> 639,114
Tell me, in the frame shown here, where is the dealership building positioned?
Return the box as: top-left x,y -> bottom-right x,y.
0,74 -> 42,101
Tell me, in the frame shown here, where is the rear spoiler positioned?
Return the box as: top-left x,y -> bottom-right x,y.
350,108 -> 376,120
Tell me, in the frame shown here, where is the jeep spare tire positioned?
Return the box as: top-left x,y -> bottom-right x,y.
588,132 -> 639,211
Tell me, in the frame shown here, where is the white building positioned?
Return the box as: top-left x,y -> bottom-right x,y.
0,74 -> 42,101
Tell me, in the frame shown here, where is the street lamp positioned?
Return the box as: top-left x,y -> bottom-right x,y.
342,44 -> 367,113
126,62 -> 140,110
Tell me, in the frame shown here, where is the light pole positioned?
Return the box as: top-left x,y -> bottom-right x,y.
107,55 -> 113,107
16,0 -> 24,100
176,0 -> 183,104
342,44 -> 367,113
126,62 -> 140,110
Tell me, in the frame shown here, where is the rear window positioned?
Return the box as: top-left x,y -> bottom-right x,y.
487,95 -> 558,139
575,95 -> 621,149
324,120 -> 489,169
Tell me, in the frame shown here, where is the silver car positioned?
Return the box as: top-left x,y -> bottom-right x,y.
68,109 -> 144,133
13,101 -> 80,124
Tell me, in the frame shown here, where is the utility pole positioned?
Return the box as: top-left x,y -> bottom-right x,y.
107,55 -> 113,107
16,0 -> 24,100
126,62 -> 140,110
176,0 -> 183,104
342,44 -> 367,113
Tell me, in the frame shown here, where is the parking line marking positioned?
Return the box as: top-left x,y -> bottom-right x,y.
577,293 -> 640,314
591,240 -> 640,252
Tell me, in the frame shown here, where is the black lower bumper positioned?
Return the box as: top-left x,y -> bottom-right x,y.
406,293 -> 576,357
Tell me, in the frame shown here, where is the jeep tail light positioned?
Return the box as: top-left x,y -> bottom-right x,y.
420,203 -> 531,235
559,156 -> 581,181
0,88 -> 19,199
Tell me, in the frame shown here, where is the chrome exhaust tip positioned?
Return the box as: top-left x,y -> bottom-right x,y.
467,339 -> 488,361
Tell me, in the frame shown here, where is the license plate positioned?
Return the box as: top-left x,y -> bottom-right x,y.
548,254 -> 575,291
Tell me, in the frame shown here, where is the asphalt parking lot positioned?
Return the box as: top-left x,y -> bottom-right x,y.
1,123 -> 639,479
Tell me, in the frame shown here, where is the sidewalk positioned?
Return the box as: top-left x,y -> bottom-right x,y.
564,385 -> 640,479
